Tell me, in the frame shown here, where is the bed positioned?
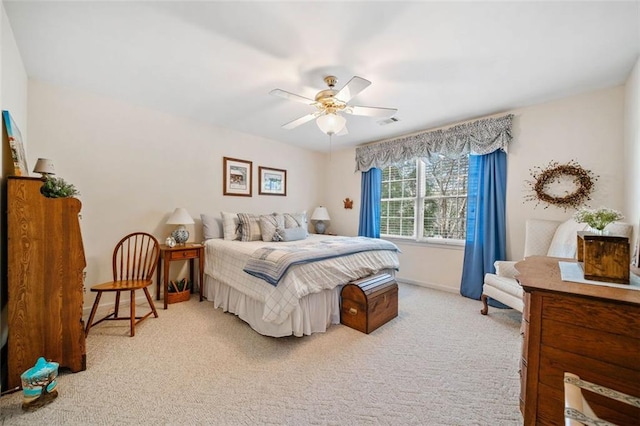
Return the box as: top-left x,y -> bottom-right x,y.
203,234 -> 400,337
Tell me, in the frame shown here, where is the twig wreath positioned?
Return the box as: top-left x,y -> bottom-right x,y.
524,160 -> 598,210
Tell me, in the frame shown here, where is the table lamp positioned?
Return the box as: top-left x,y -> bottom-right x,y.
166,207 -> 194,244
311,206 -> 330,234
33,158 -> 55,178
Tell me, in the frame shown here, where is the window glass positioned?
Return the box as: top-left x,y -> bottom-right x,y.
381,156 -> 468,241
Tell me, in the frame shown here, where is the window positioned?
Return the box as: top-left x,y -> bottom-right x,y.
380,156 -> 469,242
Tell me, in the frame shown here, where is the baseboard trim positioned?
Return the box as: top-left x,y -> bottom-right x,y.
396,278 -> 459,294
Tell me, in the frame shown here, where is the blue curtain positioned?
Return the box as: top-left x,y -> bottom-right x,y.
358,168 -> 382,238
460,150 -> 507,303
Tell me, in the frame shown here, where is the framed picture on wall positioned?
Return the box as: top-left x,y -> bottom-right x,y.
258,166 -> 287,196
634,218 -> 640,268
223,157 -> 252,196
2,110 -> 29,176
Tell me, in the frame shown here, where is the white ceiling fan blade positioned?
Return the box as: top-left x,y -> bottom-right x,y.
282,112 -> 320,130
270,89 -> 316,105
335,76 -> 371,103
345,105 -> 397,118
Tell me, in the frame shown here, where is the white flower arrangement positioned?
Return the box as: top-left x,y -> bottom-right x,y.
573,207 -> 624,231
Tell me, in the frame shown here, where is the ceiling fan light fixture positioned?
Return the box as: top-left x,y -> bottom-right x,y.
316,113 -> 346,135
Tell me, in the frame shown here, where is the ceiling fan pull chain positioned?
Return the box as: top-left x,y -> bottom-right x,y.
329,133 -> 333,162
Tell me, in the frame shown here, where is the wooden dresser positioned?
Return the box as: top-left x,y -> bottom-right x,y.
516,256 -> 640,425
7,176 -> 87,389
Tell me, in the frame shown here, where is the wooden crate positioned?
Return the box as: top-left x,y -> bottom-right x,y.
577,231 -> 630,284
341,273 -> 398,334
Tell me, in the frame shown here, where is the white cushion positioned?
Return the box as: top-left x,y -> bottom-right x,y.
283,211 -> 309,236
524,219 -> 562,257
547,218 -> 588,258
484,274 -> 523,298
482,275 -> 525,313
201,213 -> 222,240
494,260 -> 519,279
220,211 -> 240,241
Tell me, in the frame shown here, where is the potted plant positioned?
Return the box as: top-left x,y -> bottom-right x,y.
40,176 -> 80,198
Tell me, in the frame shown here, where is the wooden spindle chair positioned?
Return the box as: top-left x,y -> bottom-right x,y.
85,232 -> 160,337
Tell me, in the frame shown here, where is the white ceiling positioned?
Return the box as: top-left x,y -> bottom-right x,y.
4,1 -> 640,152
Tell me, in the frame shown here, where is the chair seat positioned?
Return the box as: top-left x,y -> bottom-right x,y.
483,274 -> 523,298
90,279 -> 152,292
481,273 -> 525,314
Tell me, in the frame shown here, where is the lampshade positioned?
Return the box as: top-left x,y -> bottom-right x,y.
311,206 -> 331,221
33,158 -> 55,176
316,113 -> 346,135
166,208 -> 194,225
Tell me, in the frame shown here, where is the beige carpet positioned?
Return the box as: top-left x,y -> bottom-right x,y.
0,284 -> 522,425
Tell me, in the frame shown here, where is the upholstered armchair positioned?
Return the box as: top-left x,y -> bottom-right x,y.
480,218 -> 633,315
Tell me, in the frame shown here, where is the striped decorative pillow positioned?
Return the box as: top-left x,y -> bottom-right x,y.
259,213 -> 284,242
237,213 -> 262,241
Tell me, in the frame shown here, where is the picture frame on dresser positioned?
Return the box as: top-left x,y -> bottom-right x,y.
2,110 -> 29,176
258,166 -> 286,196
223,157 -> 252,197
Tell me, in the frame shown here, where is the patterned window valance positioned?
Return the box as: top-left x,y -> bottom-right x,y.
355,114 -> 514,172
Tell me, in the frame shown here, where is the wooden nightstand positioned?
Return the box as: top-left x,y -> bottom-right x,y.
156,243 -> 204,309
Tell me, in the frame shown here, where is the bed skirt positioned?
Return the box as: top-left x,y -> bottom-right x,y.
204,274 -> 341,337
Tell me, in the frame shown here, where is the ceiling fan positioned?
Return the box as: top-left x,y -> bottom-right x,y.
270,75 -> 397,136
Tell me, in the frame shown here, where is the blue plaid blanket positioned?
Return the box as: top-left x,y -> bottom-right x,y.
243,236 -> 399,286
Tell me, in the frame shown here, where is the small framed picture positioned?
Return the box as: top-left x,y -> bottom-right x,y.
634,218 -> 640,267
2,110 -> 29,176
258,166 -> 287,196
223,157 -> 252,197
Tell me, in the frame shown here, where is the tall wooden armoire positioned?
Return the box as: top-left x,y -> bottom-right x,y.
7,176 -> 86,389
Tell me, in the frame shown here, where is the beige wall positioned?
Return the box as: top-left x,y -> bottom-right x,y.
327,86 -> 627,293
27,80 -> 327,309
0,2 -> 28,391
624,56 -> 640,263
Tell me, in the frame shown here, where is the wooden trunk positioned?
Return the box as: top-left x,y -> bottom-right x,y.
577,231 -> 630,284
7,177 -> 87,390
340,273 -> 398,334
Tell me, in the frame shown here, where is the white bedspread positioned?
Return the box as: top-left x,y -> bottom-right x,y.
204,235 -> 400,324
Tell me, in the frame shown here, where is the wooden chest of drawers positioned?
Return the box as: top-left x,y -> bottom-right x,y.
341,273 -> 398,334
516,256 -> 640,425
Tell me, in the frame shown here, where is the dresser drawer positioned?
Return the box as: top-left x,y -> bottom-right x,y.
169,249 -> 199,260
543,293 -> 640,339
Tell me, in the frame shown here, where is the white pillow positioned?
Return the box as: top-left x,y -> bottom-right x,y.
201,214 -> 222,240
276,226 -> 307,242
220,211 -> 240,241
283,211 -> 309,237
547,218 -> 588,258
